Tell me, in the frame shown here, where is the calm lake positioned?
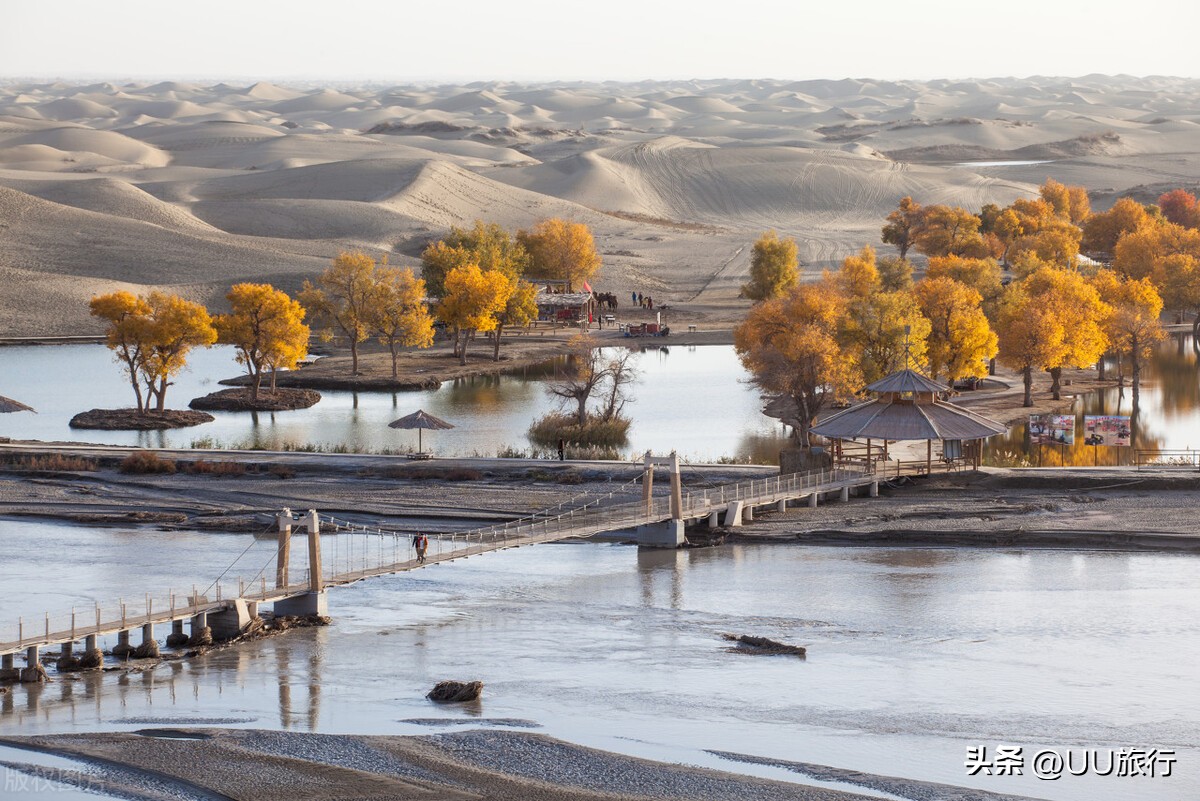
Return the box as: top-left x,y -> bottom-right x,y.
0,519 -> 1196,801
0,343 -> 790,463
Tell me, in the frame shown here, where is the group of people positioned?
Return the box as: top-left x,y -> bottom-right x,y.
631,291 -> 655,309
411,533 -> 428,564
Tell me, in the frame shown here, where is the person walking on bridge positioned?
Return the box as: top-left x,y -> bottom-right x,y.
413,533 -> 428,564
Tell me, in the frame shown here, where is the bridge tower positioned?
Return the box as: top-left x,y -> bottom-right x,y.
637,450 -> 685,549
272,509 -> 328,617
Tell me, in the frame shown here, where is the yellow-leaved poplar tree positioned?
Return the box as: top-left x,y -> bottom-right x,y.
90,291 -> 154,413
519,218 -> 601,292
742,231 -> 800,301
995,283 -> 1068,407
299,251 -> 381,376
420,221 -> 529,297
141,292 -> 218,412
1092,269 -> 1165,402
733,284 -> 860,447
368,267 -> 434,379
216,283 -> 310,400
1021,267 -> 1110,400
915,277 -> 998,386
437,264 -> 512,365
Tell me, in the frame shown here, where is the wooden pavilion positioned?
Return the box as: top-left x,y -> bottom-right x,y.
811,367 -> 1007,474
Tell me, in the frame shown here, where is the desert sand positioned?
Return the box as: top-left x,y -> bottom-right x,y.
2,76 -> 1200,335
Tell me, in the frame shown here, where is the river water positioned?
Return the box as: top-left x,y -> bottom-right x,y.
1,519 -> 1197,801
0,343 -> 790,463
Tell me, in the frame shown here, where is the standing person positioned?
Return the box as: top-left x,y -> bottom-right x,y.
413,533 -> 428,564
631,291 -> 637,305
558,437 -> 566,461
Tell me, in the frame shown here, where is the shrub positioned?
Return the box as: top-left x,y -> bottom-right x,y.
119,451 -> 177,474
186,459 -> 247,477
269,465 -> 296,480
2,454 -> 97,472
444,468 -> 482,482
528,412 -> 631,450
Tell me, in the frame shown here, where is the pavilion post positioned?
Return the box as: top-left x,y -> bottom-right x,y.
926,439 -> 932,473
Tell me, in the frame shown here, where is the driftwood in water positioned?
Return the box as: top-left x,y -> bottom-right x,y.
427,680 -> 484,703
722,633 -> 807,658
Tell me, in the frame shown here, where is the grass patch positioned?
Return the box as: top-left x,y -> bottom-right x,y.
383,466 -> 483,481
119,451 -> 177,474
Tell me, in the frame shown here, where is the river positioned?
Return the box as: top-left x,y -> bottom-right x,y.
0,519 -> 1196,801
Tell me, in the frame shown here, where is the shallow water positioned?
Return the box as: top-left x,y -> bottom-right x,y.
0,343 -> 790,463
1,518 -> 1197,801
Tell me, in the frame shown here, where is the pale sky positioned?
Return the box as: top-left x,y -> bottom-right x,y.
3,0 -> 1197,82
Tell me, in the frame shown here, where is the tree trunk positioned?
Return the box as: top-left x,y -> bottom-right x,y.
251,364 -> 262,402
270,367 -> 278,392
389,342 -> 399,379
1023,366 -> 1033,407
493,322 -> 504,362
1097,354 -> 1106,381
155,378 -> 168,412
1048,366 -> 1062,401
350,339 -> 360,375
1131,341 -> 1141,406
452,326 -> 462,359
459,330 -> 470,366
576,392 -> 588,426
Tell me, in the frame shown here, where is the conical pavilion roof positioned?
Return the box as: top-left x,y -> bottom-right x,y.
811,396 -> 1007,441
866,368 -> 947,395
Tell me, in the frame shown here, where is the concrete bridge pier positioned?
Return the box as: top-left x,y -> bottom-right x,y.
81,634 -> 103,668
112,630 -> 133,658
724,500 -> 744,526
840,486 -> 850,502
808,493 -> 818,508
210,599 -> 253,640
136,623 -> 159,658
869,481 -> 879,497
1,653 -> 16,681
707,510 -> 720,528
21,645 -> 47,683
166,619 -> 188,648
190,611 -> 212,646
744,505 -> 754,522
777,499 -> 787,513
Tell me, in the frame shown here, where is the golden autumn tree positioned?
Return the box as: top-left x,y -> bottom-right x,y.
140,293 -> 218,412
368,267 -> 434,379
924,255 -> 1004,320
995,283 -> 1068,407
881,196 -> 922,260
1081,197 -> 1152,255
1092,269 -> 1165,403
519,218 -> 601,292
437,263 -> 512,365
1010,221 -> 1083,270
842,290 -> 931,384
1021,268 -> 1110,400
299,251 -> 381,376
491,280 -> 539,361
913,205 -> 988,258
90,291 -> 153,413
216,283 -> 310,401
1039,178 -> 1091,224
420,221 -> 530,297
877,256 -> 913,292
915,277 -> 998,386
742,230 -> 799,301
734,284 -> 860,447
833,245 -> 879,299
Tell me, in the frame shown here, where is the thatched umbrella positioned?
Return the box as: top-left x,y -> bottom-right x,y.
388,409 -> 454,454
0,395 -> 35,414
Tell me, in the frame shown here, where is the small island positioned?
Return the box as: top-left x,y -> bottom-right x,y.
69,408 -> 214,430
189,387 -> 321,412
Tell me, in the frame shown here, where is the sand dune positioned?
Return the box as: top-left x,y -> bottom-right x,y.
1,75 -> 1200,334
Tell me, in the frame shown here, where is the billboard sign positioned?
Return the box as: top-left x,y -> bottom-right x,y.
1029,414 -> 1075,445
1084,415 -> 1131,446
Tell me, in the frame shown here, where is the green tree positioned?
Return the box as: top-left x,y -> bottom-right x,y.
742,231 -> 799,301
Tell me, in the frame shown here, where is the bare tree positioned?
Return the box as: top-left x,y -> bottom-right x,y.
546,336 -> 609,426
598,348 -> 639,421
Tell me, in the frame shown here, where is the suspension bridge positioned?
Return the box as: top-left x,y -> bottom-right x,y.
0,455 -> 880,681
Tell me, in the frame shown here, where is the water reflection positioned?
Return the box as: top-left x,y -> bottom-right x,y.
985,335 -> 1200,466
0,344 -> 789,463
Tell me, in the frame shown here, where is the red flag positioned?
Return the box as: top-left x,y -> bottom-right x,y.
582,281 -> 593,294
